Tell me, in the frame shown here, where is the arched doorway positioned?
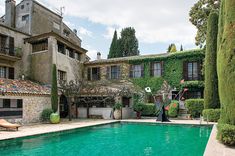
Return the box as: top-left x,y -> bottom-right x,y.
60,95 -> 68,118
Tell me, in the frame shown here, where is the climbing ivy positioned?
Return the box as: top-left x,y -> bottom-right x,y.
129,49 -> 205,93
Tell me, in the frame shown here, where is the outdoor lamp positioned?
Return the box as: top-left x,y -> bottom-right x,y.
145,87 -> 152,93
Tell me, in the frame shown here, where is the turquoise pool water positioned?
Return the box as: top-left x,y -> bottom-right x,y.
0,123 -> 212,156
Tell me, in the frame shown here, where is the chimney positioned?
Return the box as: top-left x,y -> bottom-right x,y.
5,0 -> 16,28
97,52 -> 101,60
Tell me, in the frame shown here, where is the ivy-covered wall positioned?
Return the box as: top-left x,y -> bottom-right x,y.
129,49 -> 205,93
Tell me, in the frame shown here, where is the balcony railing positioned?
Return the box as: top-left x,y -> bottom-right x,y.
0,45 -> 22,58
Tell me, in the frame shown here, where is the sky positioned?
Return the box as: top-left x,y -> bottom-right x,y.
0,0 -> 199,60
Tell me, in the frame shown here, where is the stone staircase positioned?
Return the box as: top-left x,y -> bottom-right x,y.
177,109 -> 191,120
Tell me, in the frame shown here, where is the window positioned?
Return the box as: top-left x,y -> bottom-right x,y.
184,61 -> 201,80
21,5 -> 24,9
150,62 -> 163,77
32,39 -> 48,52
130,64 -> 144,78
87,67 -> 100,81
0,34 -> 7,53
58,70 -> 67,81
22,14 -> 29,22
57,42 -> 65,54
106,65 -> 121,80
0,66 -> 14,79
74,52 -> 81,61
0,99 -> 23,118
0,66 -> 7,78
67,48 -> 75,59
185,91 -> 203,99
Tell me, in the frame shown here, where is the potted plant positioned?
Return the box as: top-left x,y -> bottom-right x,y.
133,102 -> 144,119
113,102 -> 122,119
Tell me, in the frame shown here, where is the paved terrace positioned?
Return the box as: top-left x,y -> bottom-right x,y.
0,119 -> 234,156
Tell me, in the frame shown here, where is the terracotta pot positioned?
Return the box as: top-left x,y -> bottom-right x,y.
114,109 -> 121,119
136,112 -> 141,119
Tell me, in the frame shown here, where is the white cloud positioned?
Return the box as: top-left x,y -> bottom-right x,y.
83,44 -> 98,60
38,0 -> 198,46
78,26 -> 92,37
103,27 -> 122,39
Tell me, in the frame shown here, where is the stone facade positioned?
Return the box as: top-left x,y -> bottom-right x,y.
0,95 -> 51,124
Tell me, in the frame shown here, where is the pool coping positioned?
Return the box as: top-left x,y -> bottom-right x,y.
204,124 -> 235,156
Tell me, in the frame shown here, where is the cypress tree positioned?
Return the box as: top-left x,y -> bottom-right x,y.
108,30 -> 118,58
217,0 -> 235,125
204,11 -> 220,109
120,27 -> 139,57
167,44 -> 172,52
180,45 -> 183,51
51,64 -> 58,113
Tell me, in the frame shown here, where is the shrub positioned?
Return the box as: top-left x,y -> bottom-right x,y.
217,124 -> 235,146
113,102 -> 122,110
142,103 -> 156,116
133,102 -> 144,112
185,99 -> 204,118
204,11 -> 220,109
203,109 -> 220,122
41,108 -> 53,122
51,64 -> 58,113
168,100 -> 179,118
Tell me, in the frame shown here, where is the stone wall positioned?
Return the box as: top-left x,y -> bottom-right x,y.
0,95 -> 51,124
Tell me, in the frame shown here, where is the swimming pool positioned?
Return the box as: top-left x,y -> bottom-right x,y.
0,122 -> 212,156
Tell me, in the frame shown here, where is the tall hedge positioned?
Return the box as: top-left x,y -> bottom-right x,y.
51,64 -> 58,113
217,0 -> 235,125
204,11 -> 220,109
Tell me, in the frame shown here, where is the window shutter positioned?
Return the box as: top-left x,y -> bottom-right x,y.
8,67 -> 14,79
97,67 -> 101,80
106,66 -> 110,79
183,61 -> 188,81
87,68 -> 91,81
9,37 -> 14,56
117,65 -> 121,79
129,65 -> 133,78
198,60 -> 202,80
150,62 -> 153,77
141,64 -> 144,77
161,61 -> 164,76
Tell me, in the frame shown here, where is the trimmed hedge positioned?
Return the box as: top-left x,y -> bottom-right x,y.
203,109 -> 220,122
185,99 -> 204,118
217,124 -> 235,146
41,108 -> 53,122
168,100 -> 179,118
142,103 -> 156,116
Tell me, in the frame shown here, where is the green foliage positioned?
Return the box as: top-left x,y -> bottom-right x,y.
217,124 -> 235,146
113,102 -> 122,110
120,27 -> 139,57
203,109 -> 221,122
217,0 -> 235,125
170,44 -> 177,53
185,99 -> 204,118
130,50 -> 205,93
51,64 -> 58,113
189,0 -> 220,47
41,108 -> 53,122
180,45 -> 183,51
168,100 -> 179,118
108,30 -> 119,58
133,102 -> 144,112
180,81 -> 204,89
204,11 -> 220,109
142,103 -> 156,116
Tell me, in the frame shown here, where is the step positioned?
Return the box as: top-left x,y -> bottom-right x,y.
177,114 -> 191,120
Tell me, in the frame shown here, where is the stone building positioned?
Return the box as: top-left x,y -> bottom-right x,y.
0,0 -> 205,122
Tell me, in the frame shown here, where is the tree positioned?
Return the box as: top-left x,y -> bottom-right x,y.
170,44 -> 177,52
120,27 -> 139,57
189,0 -> 220,47
180,45 -> 183,51
204,11 -> 220,109
51,64 -> 58,113
108,30 -> 118,58
167,43 -> 177,53
217,0 -> 235,125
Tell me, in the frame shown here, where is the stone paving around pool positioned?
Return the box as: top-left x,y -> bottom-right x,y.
0,119 -> 234,156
